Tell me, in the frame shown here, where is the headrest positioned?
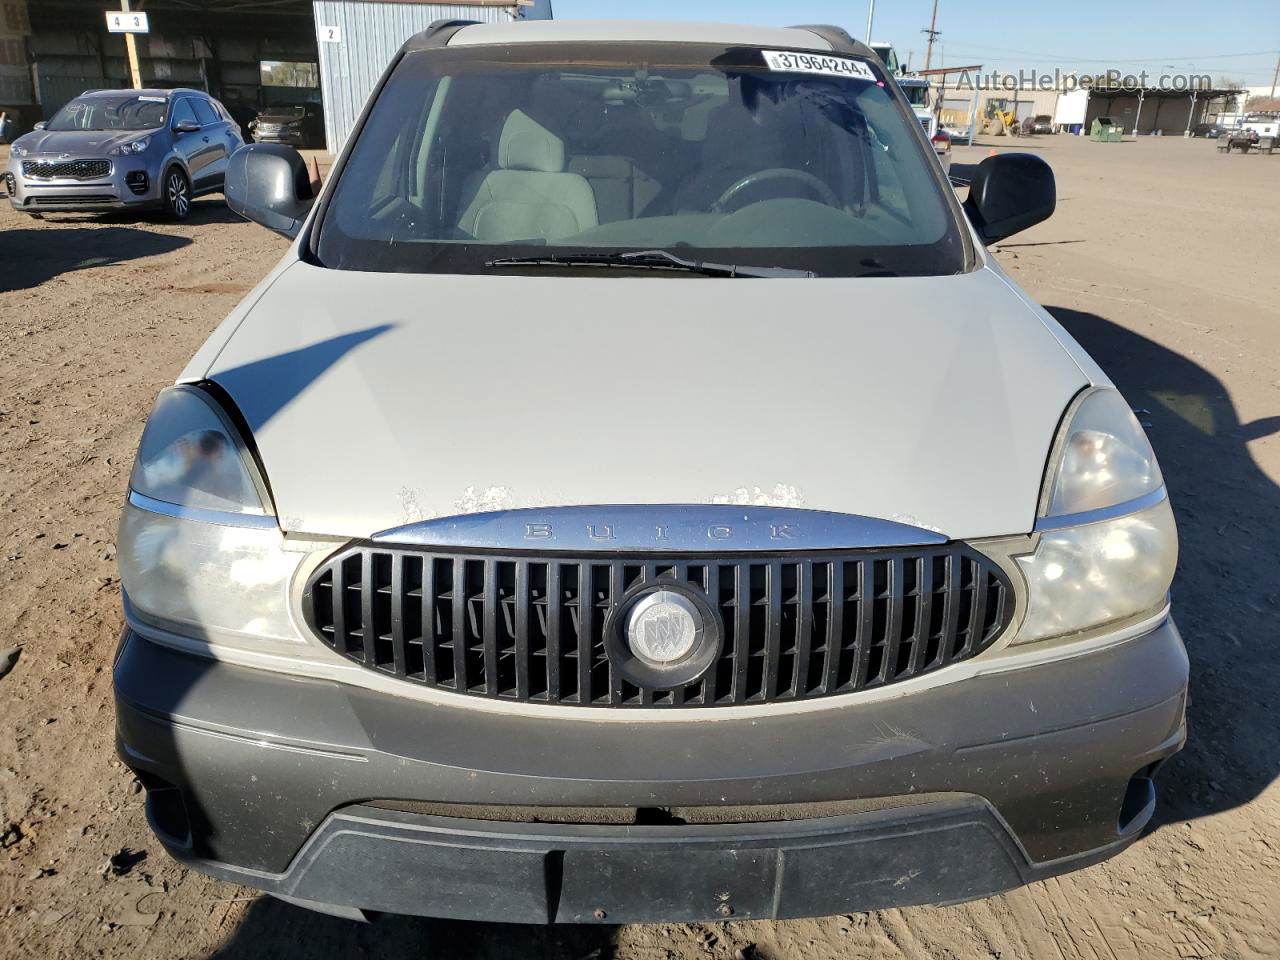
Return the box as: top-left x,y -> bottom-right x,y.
498,110 -> 566,173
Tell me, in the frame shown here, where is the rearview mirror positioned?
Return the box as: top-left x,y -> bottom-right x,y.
33,121 -> 46,131
962,153 -> 1056,244
224,142 -> 314,239
173,119 -> 200,134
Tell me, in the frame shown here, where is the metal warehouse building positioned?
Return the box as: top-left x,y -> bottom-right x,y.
313,0 -> 553,150
1,0 -> 551,149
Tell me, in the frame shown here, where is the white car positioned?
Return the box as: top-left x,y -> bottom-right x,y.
113,19 -> 1187,924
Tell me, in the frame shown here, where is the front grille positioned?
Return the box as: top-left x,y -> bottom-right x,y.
28,194 -> 117,205
302,545 -> 1013,709
22,159 -> 112,180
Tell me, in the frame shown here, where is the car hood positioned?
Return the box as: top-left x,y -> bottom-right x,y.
195,261 -> 1092,540
254,111 -> 306,123
14,129 -> 150,155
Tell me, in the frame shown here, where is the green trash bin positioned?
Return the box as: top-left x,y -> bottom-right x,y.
1091,117 -> 1124,142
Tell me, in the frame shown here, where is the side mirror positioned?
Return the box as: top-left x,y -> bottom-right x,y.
173,119 -> 200,134
224,142 -> 314,239
962,153 -> 1055,244
33,121 -> 47,131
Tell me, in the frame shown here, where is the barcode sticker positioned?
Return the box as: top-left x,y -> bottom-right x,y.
762,50 -> 877,82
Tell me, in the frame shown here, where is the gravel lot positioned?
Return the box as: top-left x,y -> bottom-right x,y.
1,135 -> 1278,960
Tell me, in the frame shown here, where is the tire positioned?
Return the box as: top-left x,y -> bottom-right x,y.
162,167 -> 192,221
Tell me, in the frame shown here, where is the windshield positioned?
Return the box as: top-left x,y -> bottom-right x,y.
900,83 -> 930,108
47,95 -> 168,132
315,43 -> 967,277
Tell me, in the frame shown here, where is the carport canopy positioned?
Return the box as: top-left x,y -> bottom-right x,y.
1084,85 -> 1246,135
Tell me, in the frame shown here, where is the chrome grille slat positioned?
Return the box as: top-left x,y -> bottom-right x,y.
302,545 -> 1014,709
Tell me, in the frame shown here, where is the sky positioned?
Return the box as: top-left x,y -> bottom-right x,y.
549,0 -> 1280,92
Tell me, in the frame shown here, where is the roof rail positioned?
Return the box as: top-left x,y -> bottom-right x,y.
789,24 -> 874,58
405,18 -> 480,52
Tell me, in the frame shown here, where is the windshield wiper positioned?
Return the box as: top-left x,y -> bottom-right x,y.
485,249 -> 815,278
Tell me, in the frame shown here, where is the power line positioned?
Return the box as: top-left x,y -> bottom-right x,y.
931,44 -> 1277,64
942,49 -> 1276,73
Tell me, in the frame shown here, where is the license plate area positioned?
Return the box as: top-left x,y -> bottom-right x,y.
556,847 -> 777,923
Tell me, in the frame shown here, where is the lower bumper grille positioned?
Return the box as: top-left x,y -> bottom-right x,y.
22,159 -> 112,180
302,545 -> 1013,709
28,194 -> 117,205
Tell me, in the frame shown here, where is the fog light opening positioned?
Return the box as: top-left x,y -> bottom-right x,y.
1117,768 -> 1158,835
136,777 -> 192,847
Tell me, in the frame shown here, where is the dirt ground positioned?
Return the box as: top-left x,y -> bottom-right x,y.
1,134 -> 1278,960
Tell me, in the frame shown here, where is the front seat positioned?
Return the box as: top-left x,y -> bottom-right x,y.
674,95 -> 814,212
458,110 -> 599,243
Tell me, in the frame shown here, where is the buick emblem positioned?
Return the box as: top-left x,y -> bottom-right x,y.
626,591 -> 700,666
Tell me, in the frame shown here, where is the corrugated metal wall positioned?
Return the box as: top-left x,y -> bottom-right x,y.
312,1 -> 552,152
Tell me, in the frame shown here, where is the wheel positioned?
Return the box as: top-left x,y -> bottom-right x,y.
162,167 -> 192,220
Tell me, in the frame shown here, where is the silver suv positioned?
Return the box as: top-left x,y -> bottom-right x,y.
5,88 -> 243,219
114,19 -> 1187,925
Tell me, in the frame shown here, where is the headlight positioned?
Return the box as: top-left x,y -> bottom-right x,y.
111,138 -> 150,155
119,386 -> 301,643
1044,388 -> 1162,514
129,386 -> 266,515
1012,387 -> 1176,644
10,143 -> 28,157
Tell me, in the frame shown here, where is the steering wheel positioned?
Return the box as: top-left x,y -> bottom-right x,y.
713,168 -> 839,213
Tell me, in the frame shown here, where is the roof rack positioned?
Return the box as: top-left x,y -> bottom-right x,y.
789,24 -> 875,58
404,18 -> 480,52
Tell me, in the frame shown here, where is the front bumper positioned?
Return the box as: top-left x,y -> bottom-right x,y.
6,157 -> 161,212
114,620 -> 1188,923
253,130 -> 305,147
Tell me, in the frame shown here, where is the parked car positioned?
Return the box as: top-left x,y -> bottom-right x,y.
1030,114 -> 1054,134
1192,122 -> 1229,138
1217,116 -> 1277,155
115,19 -> 1187,925
248,103 -> 324,149
5,88 -> 243,219
220,96 -> 260,143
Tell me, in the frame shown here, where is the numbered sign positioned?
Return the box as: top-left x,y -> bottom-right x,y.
105,11 -> 150,34
318,25 -> 342,43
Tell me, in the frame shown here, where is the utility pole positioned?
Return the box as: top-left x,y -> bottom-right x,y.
1270,51 -> 1279,100
121,0 -> 144,89
865,0 -> 875,44
922,0 -> 941,72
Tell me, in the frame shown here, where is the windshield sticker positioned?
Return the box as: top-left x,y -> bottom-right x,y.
137,96 -> 167,102
762,51 -> 877,82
